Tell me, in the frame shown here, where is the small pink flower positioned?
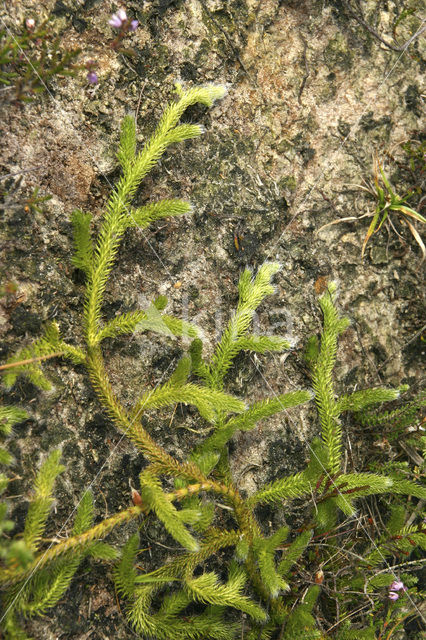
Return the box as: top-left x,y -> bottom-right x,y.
109,8 -> 138,32
388,591 -> 399,601
25,18 -> 35,30
390,580 -> 406,592
109,12 -> 124,28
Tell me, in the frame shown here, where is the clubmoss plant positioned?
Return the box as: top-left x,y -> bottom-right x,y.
359,388 -> 426,444
1,85 -> 425,638
0,405 -> 29,564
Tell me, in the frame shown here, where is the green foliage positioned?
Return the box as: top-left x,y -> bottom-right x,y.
317,155 -> 426,261
358,387 -> 425,442
3,323 -> 63,390
0,21 -> 81,102
117,114 -> 136,173
312,284 -> 350,473
96,301 -> 199,343
362,517 -> 426,569
199,262 -> 291,390
186,569 -> 267,621
128,198 -> 193,228
1,447 -> 70,634
132,381 -> 245,424
139,471 -> 199,552
114,532 -> 139,599
23,450 -> 64,552
280,585 -> 321,639
112,276 -> 424,637
249,470 -> 311,506
3,322 -> 85,389
253,526 -> 290,597
201,390 -> 312,453
0,406 -> 27,470
336,623 -> 377,640
360,157 -> 426,260
22,187 -> 52,215
83,84 -> 226,348
1,84 -> 425,639
336,386 -> 404,413
278,529 -> 313,578
0,405 -> 32,578
1,479 -> 117,637
71,210 -> 93,276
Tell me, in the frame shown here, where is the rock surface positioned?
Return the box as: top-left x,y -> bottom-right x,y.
1,1 -> 424,637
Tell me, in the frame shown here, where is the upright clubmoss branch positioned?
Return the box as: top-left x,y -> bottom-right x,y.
204,263 -> 290,391
312,284 -> 350,474
84,84 -> 227,347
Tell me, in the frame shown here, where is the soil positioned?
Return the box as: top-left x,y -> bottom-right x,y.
0,1 -> 424,638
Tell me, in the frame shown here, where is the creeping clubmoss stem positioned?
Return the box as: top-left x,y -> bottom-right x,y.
0,504 -> 145,586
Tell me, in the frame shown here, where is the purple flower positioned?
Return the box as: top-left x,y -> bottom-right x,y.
109,11 -> 126,28
87,71 -> 98,84
388,591 -> 399,601
390,580 -> 406,592
109,8 -> 138,32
